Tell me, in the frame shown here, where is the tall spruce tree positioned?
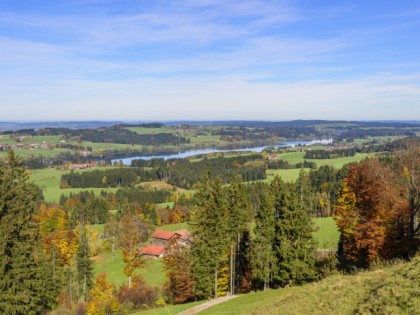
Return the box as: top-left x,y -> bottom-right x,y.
191,171 -> 228,299
295,169 -> 316,217
76,224 -> 93,301
226,176 -> 252,294
0,151 -> 55,313
271,181 -> 316,286
251,192 -> 276,291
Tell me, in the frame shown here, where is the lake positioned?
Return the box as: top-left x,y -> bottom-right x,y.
113,139 -> 332,165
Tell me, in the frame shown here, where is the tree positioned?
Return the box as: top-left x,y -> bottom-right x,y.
251,192 -> 276,291
295,169 -> 316,216
271,178 -> 316,286
191,171 -> 228,299
39,204 -> 78,267
335,158 -> 406,268
120,213 -> 150,289
76,224 -> 93,302
0,151 -> 55,313
226,175 -> 252,294
394,140 -> 420,254
87,273 -> 120,315
163,238 -> 195,304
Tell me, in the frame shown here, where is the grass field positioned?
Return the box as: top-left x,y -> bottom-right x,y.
198,256 -> 420,315
265,169 -> 306,182
313,217 -> 339,249
158,222 -> 191,232
94,250 -> 167,287
29,167 -> 119,203
276,151 -> 374,170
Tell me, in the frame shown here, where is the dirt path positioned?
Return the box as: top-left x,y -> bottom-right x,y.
177,295 -> 238,315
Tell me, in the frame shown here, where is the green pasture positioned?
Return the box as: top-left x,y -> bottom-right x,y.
307,153 -> 372,169
29,167 -> 119,203
265,169 -> 306,182
276,151 -> 374,170
158,222 -> 191,232
0,148 -> 73,158
277,152 -> 306,164
94,249 -> 167,287
313,217 -> 339,249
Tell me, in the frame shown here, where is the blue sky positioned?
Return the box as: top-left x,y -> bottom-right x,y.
0,0 -> 419,121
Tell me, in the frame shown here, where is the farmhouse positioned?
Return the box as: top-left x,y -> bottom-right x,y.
141,229 -> 192,258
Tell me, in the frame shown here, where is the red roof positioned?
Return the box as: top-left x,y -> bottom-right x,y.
142,245 -> 165,256
151,230 -> 180,240
174,229 -> 191,237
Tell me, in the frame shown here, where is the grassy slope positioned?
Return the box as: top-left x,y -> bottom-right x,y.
199,256 -> 420,315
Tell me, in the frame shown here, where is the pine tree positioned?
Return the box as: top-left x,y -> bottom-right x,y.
295,169 -> 316,217
0,151 -> 55,313
251,192 -> 276,291
226,175 -> 252,294
271,179 -> 316,286
191,171 -> 228,299
76,224 -> 93,301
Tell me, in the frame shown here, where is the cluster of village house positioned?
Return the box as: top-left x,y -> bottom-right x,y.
141,229 -> 192,258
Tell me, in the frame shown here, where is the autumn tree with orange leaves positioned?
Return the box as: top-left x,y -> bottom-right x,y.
335,158 -> 409,268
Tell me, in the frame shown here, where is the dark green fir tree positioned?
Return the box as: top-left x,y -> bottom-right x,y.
0,151 -> 55,313
191,171 -> 228,299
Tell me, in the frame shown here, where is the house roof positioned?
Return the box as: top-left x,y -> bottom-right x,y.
151,230 -> 180,240
142,245 -> 166,256
174,229 -> 191,237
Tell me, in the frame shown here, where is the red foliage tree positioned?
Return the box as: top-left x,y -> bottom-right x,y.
335,158 -> 406,267
163,238 -> 195,304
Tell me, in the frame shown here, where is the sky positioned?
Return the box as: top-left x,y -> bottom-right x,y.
0,0 -> 419,121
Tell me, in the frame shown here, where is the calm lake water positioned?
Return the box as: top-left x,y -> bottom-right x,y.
114,139 -> 333,165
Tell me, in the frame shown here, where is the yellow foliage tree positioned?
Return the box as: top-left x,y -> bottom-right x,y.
87,273 -> 119,315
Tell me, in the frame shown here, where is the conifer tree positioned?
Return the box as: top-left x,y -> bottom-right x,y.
191,171 -> 228,299
226,175 -> 252,294
295,169 -> 316,216
76,224 -> 93,302
271,178 -> 316,286
251,192 -> 276,291
0,151 -> 55,313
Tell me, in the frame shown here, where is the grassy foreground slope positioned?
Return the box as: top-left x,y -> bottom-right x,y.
199,256 -> 420,315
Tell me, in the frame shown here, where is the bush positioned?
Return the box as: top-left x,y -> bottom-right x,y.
117,279 -> 160,311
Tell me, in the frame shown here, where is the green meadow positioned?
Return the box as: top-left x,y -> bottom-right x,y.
94,249 -> 167,287
29,167 -> 119,203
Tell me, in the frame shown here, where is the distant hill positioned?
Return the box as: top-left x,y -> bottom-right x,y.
0,121 -> 124,132
199,256 -> 420,315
